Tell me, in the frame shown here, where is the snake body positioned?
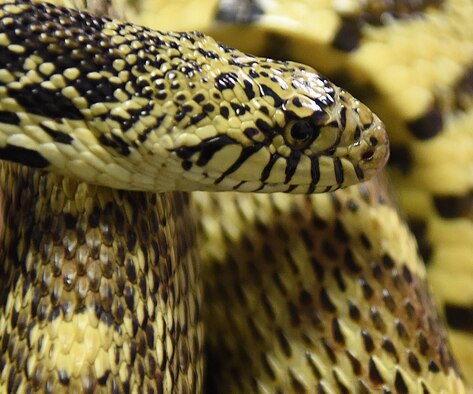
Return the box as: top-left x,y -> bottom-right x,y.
0,0 -> 470,393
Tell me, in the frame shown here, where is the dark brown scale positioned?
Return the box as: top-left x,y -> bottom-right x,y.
368,358 -> 384,384
0,162 -> 202,392
394,370 -> 408,393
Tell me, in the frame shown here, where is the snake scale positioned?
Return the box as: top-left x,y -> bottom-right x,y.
0,0 -> 470,393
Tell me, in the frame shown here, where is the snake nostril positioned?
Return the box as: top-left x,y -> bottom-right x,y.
362,150 -> 374,161
369,137 -> 378,146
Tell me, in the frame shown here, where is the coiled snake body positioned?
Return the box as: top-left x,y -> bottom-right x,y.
0,0 -> 470,393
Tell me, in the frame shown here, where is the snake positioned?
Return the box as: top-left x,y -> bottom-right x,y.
0,0 -> 470,393
128,0 -> 473,389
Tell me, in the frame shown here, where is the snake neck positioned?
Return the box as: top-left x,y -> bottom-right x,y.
0,162 -> 203,392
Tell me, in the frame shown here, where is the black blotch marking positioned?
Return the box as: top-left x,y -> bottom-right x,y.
174,134 -> 236,167
260,106 -> 269,115
255,118 -> 272,133
197,47 -> 219,59
390,144 -> 412,173
243,79 -> 256,99
41,124 -> 73,144
220,106 -> 230,119
203,103 -> 215,113
408,219 -> 433,263
230,102 -> 246,116
215,72 -> 239,91
445,303 -> 473,332
0,145 -> 49,167
190,112 -> 207,125
407,104 -> 443,139
8,84 -> 84,120
260,85 -> 283,107
193,93 -> 205,103
98,134 -> 130,156
333,18 -> 361,52
215,144 -> 263,184
244,127 -> 259,139
0,110 -> 20,125
433,193 -> 472,219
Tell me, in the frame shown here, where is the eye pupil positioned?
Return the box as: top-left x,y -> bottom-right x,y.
290,121 -> 312,141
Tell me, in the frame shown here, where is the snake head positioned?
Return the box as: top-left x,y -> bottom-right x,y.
173,57 -> 389,193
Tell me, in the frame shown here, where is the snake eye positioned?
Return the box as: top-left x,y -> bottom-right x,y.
285,120 -> 318,148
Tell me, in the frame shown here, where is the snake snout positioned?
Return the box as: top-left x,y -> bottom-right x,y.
345,113 -> 390,182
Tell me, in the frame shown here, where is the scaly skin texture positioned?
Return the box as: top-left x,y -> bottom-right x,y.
0,0 -> 388,193
195,180 -> 469,393
132,0 -> 473,383
1,0 -> 469,393
0,1 -> 389,392
0,162 -> 203,393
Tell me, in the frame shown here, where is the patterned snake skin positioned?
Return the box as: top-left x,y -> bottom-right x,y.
128,0 -> 473,387
0,0 -> 471,393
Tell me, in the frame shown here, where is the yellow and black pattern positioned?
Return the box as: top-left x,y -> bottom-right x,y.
157,0 -> 472,384
0,0 -> 388,193
0,162 -> 203,393
0,0 -> 471,393
195,179 -> 468,393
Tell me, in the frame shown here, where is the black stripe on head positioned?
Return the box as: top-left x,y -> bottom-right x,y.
260,85 -> 283,107
284,151 -> 301,184
215,144 -> 263,184
307,155 -> 321,193
174,134 -> 236,166
0,145 -> 49,168
333,157 -> 344,184
354,165 -> 365,181
260,152 -> 280,182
